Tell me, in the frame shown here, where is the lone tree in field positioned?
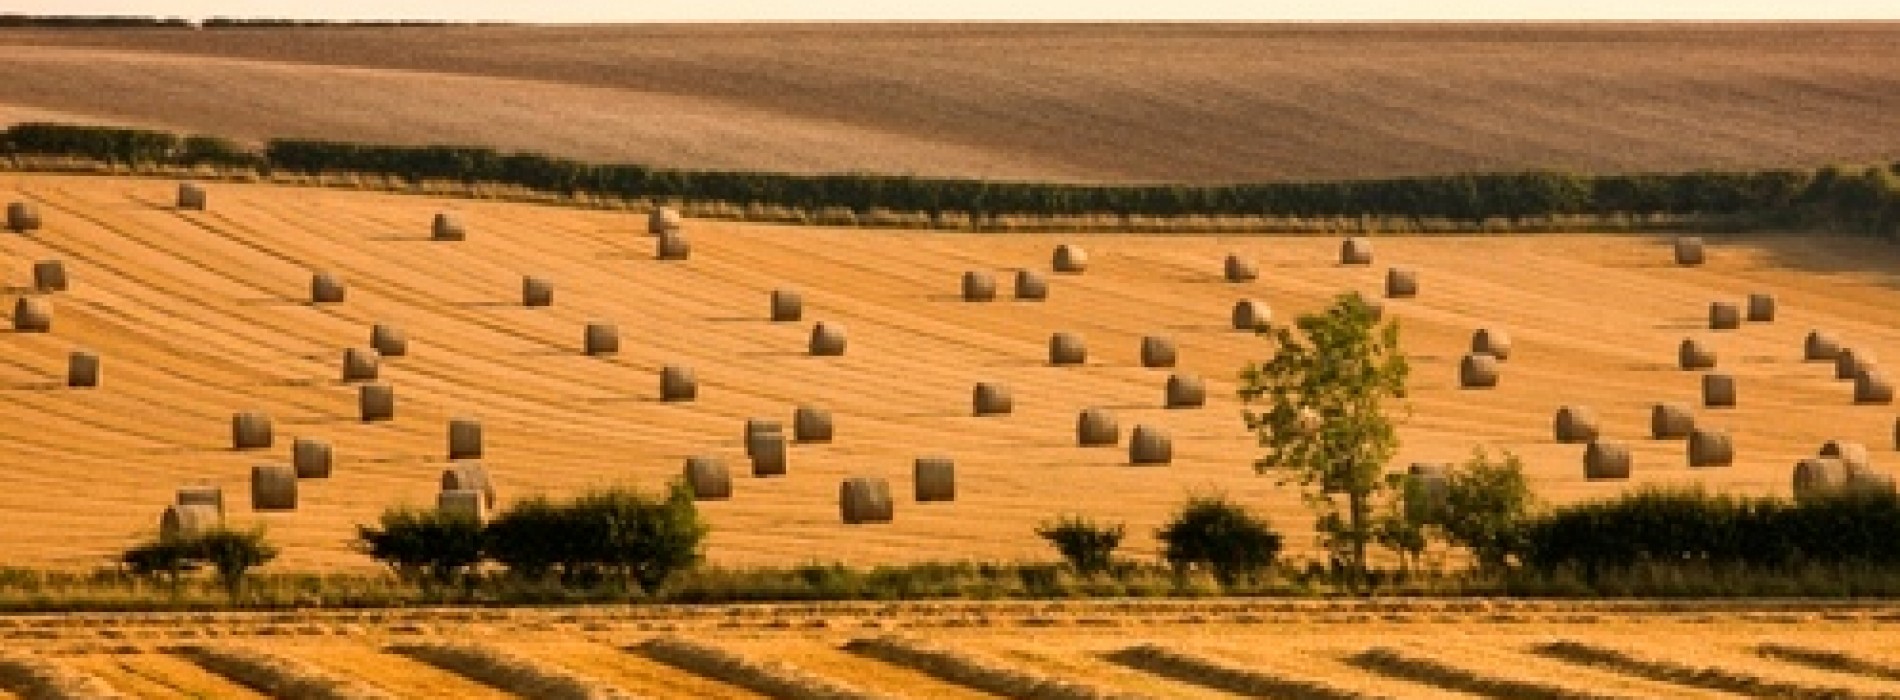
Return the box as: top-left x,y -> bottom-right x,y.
1240,292 -> 1409,588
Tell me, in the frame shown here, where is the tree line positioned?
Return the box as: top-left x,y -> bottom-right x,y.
6,121 -> 1898,233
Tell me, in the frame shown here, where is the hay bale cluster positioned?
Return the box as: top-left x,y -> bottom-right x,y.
1838,348 -> 1875,381
657,230 -> 691,260
747,422 -> 788,477
161,504 -> 222,540
649,206 -> 682,234
1857,368 -> 1894,405
1806,330 -> 1841,361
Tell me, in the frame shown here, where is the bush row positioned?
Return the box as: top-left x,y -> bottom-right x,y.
1522,488 -> 1900,573
6,122 -> 1899,232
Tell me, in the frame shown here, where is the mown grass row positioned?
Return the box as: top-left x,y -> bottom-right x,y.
0,651 -> 128,699
390,642 -> 644,700
636,636 -> 888,700
173,645 -> 392,700
1347,646 -> 1631,700
844,635 -> 1147,700
1757,644 -> 1900,683
1104,644 -> 1371,700
1534,640 -> 1883,699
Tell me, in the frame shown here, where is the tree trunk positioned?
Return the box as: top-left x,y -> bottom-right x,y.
1348,489 -> 1368,593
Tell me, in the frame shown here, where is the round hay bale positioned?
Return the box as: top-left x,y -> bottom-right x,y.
176,183 -> 206,211
771,288 -> 803,322
1231,299 -> 1269,331
656,230 -> 691,260
1747,293 -> 1776,322
32,260 -> 65,292
342,347 -> 380,383
1794,457 -> 1850,502
1130,425 -> 1172,465
973,382 -> 1012,416
1140,335 -> 1177,368
745,419 -> 783,455
440,462 -> 497,508
176,485 -> 223,512
962,271 -> 996,301
1459,353 -> 1500,389
1650,402 -> 1695,439
749,432 -> 787,477
1553,405 -> 1600,443
1053,244 -> 1088,273
431,211 -> 464,241
1224,254 -> 1257,282
448,417 -> 482,460
371,323 -> 408,357
310,272 -> 345,304
1340,237 -> 1374,266
160,504 -> 222,540
1819,439 -> 1871,469
437,489 -> 487,521
649,206 -> 682,235
231,412 -> 273,450
1049,332 -> 1086,365
1894,417 -> 1900,452
6,201 -> 40,232
809,321 -> 847,356
292,437 -> 332,479
1403,463 -> 1449,524
1848,464 -> 1898,497
1674,236 -> 1704,265
794,405 -> 833,443
1703,373 -> 1737,408
66,349 -> 99,388
1678,338 -> 1716,370
1856,368 -> 1894,405
1077,407 -> 1119,446
660,364 -> 697,402
1014,270 -> 1048,301
1584,441 -> 1632,480
1688,428 -> 1733,468
522,276 -> 553,307
683,456 -> 731,500
12,296 -> 50,332
359,384 -> 395,422
1709,301 -> 1741,330
1386,267 -> 1418,299
1837,348 -> 1875,381
1805,330 -> 1840,361
1166,373 -> 1206,409
841,477 -> 895,524
1471,328 -> 1512,361
914,457 -> 955,503
250,464 -> 297,511
584,322 -> 619,356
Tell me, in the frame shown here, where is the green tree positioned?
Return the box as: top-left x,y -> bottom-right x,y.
1441,448 -> 1538,571
193,527 -> 278,597
355,507 -> 486,586
1240,292 -> 1410,589
1157,496 -> 1283,586
1035,515 -> 1125,575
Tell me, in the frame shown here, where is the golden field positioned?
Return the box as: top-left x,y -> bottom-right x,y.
5,600 -> 1900,698
1,24 -> 1899,181
2,173 -> 1900,572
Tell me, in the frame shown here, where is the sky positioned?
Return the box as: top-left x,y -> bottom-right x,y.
4,1 -> 1898,22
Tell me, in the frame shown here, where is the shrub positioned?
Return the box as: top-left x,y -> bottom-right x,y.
1522,487 -> 1900,574
485,482 -> 707,593
1157,496 -> 1282,585
194,528 -> 279,596
121,537 -> 198,584
1035,515 -> 1124,575
355,507 -> 485,585
1441,448 -> 1538,571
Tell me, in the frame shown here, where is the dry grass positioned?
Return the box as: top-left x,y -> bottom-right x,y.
15,174 -> 1900,570
1758,644 -> 1900,683
1104,643 -> 1371,699
172,645 -> 392,699
2,25 -> 1900,181
843,634 -> 1147,699
1349,646 -> 1633,700
389,642 -> 643,700
0,651 -> 127,700
1533,640 -> 1885,699
635,636 -> 889,700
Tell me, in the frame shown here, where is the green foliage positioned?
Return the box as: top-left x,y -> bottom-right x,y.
1522,487 -> 1900,574
1157,496 -> 1283,586
1240,292 -> 1409,584
1035,515 -> 1125,575
1440,448 -> 1538,571
355,507 -> 485,585
482,482 -> 707,593
122,527 -> 277,596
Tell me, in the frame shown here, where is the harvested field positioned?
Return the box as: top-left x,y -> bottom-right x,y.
1,602 -> 1899,698
2,25 -> 1900,181
10,174 -> 1900,569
